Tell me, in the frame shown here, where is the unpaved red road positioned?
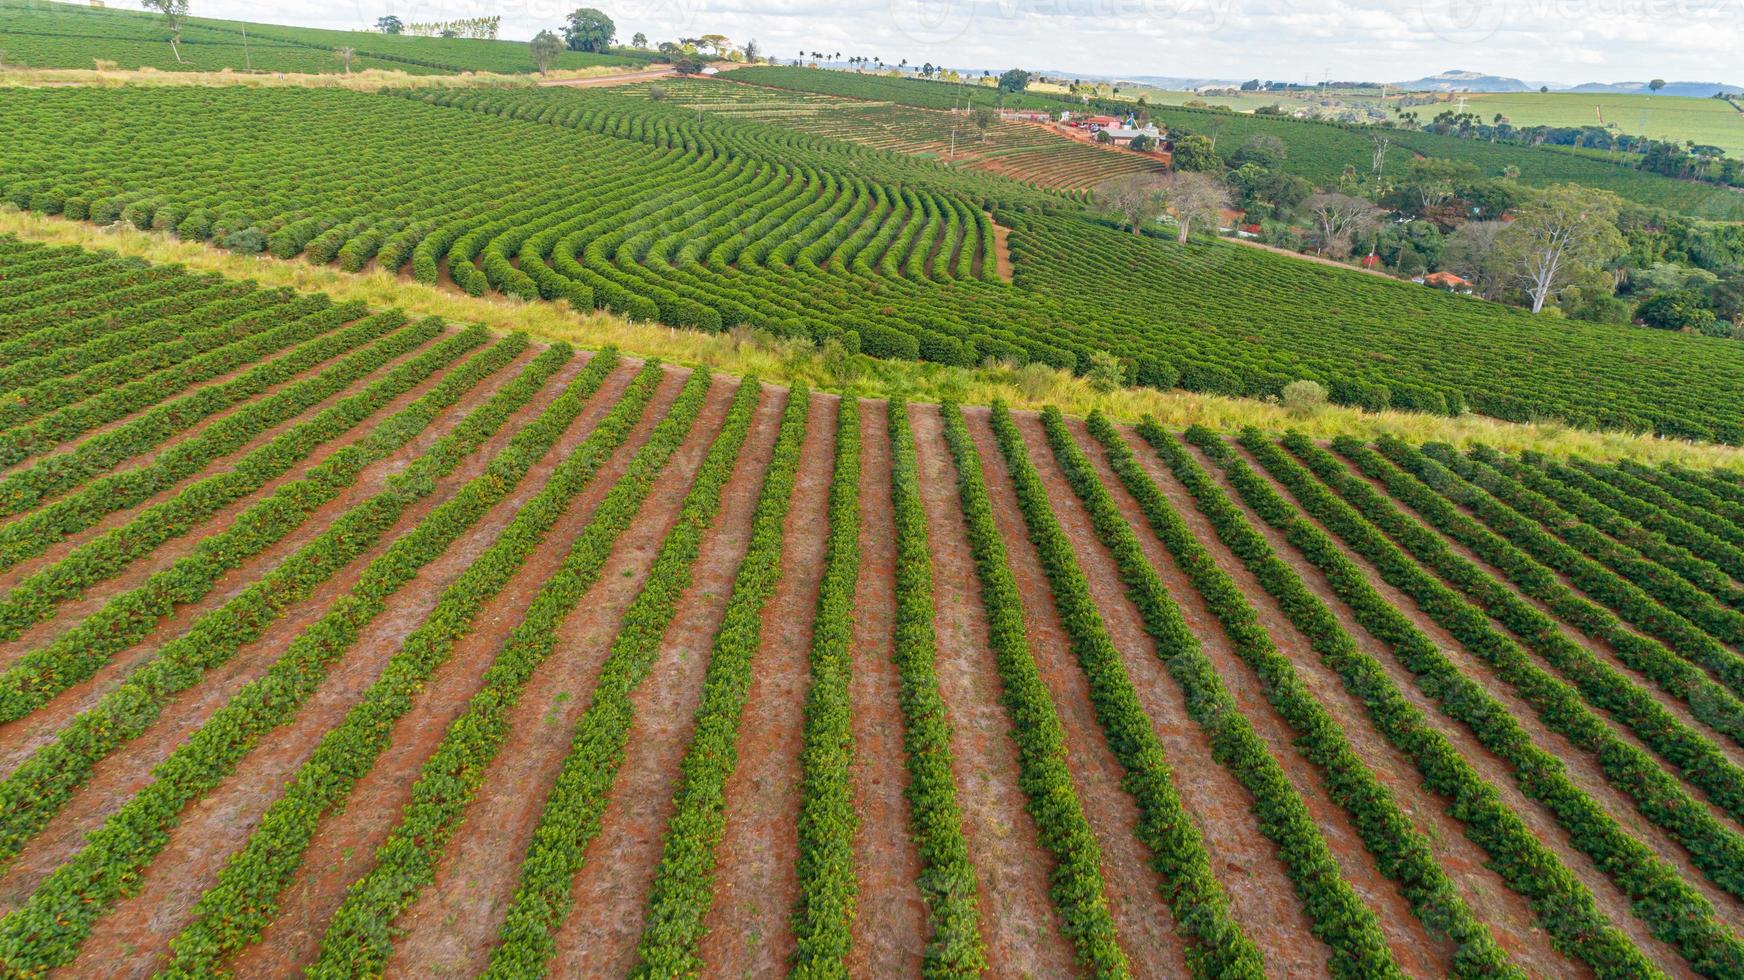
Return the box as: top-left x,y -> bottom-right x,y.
844,398 -> 927,976
551,386 -> 786,977
1115,424 -> 1577,978
906,403 -> 1076,977
697,391 -> 837,976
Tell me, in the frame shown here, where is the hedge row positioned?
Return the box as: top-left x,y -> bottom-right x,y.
884,400 -> 987,977
0,346 -> 627,977
1237,430 -> 1743,976
161,354 -> 679,978
1345,439 -> 1744,754
934,402 -> 1129,978
480,377 -> 762,979
1380,444 -> 1744,711
1143,422 -> 1662,976
0,339 -> 578,879
1616,461 -> 1744,535
0,304 -> 400,520
1024,404 -> 1388,977
306,363 -> 699,978
627,387 -> 810,978
1081,413 -> 1514,977
1578,461 -> 1744,559
791,395 -> 863,976
1538,460 -> 1744,601
1293,436 -> 1744,834
0,329 -> 518,646
1450,448 -> 1744,650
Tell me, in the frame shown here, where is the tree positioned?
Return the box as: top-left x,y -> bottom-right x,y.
1169,134 -> 1220,173
1440,220 -> 1510,299
1231,134 -> 1287,169
1097,173 -> 1169,235
998,68 -> 1031,93
971,107 -> 997,143
1129,133 -> 1155,152
1303,192 -> 1383,259
376,15 -> 403,34
743,38 -> 759,62
1496,183 -> 1625,313
563,8 -> 615,53
631,32 -> 648,48
529,30 -> 563,74
1637,288 -> 1718,331
140,0 -> 189,63
1162,171 -> 1231,243
697,33 -> 730,56
657,41 -> 683,59
335,46 -> 355,75
1649,78 -> 1667,93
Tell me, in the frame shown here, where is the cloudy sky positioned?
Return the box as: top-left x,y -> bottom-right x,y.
201,0 -> 1741,84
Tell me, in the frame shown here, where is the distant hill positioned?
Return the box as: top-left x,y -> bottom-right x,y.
1567,80 -> 1744,97
1395,69 -> 1534,92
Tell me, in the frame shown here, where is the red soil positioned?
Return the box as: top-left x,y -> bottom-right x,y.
905,403 -> 1077,977
697,391 -> 838,976
843,398 -> 927,977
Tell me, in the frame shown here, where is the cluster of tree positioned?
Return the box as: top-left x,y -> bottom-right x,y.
397,16 -> 501,39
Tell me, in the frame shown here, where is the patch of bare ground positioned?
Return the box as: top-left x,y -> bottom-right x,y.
963,405 -> 1277,978
1113,424 -> 1577,977
844,398 -> 927,977
0,347 -> 587,782
1327,451 -> 1744,779
984,214 -> 1014,283
547,385 -> 788,969
1232,441 -> 1744,936
224,366 -> 702,979
906,403 -> 1076,977
0,353 -> 619,950
1197,435 -> 1699,978
550,386 -> 787,977
696,391 -> 837,976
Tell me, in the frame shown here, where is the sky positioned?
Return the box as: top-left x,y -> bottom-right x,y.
189,0 -> 1743,85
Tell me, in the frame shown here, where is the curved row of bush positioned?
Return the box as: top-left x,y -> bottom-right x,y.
0,345 -> 629,977
1079,413 -> 1515,976
0,338 -> 575,881
791,395 -> 863,976
883,400 -> 988,976
1344,439 -> 1744,753
1144,421 -> 1659,976
1016,404 -> 1377,976
625,387 -> 811,977
1236,430 -> 1743,976
0,329 -> 515,647
934,402 -> 1130,977
306,364 -> 700,978
160,354 -> 687,979
1292,437 -> 1744,833
482,377 -> 763,979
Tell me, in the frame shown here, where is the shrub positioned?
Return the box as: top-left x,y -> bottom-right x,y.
1281,379 -> 1327,416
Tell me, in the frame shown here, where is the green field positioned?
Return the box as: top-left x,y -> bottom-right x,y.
0,0 -> 650,74
7,82 -> 1744,442
1467,90 -> 1744,156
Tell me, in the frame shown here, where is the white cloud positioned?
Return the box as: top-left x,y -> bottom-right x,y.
191,0 -> 1743,83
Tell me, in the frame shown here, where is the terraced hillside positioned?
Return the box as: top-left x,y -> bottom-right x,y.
733,66 -> 1744,221
637,78 -> 1165,191
0,0 -> 649,73
8,85 -> 1744,444
4,239 -> 1744,978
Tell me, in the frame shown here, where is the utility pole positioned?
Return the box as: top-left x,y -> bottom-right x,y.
241,22 -> 251,71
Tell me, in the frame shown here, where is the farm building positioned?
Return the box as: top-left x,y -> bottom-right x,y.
1002,109 -> 1053,122
1100,123 -> 1163,147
